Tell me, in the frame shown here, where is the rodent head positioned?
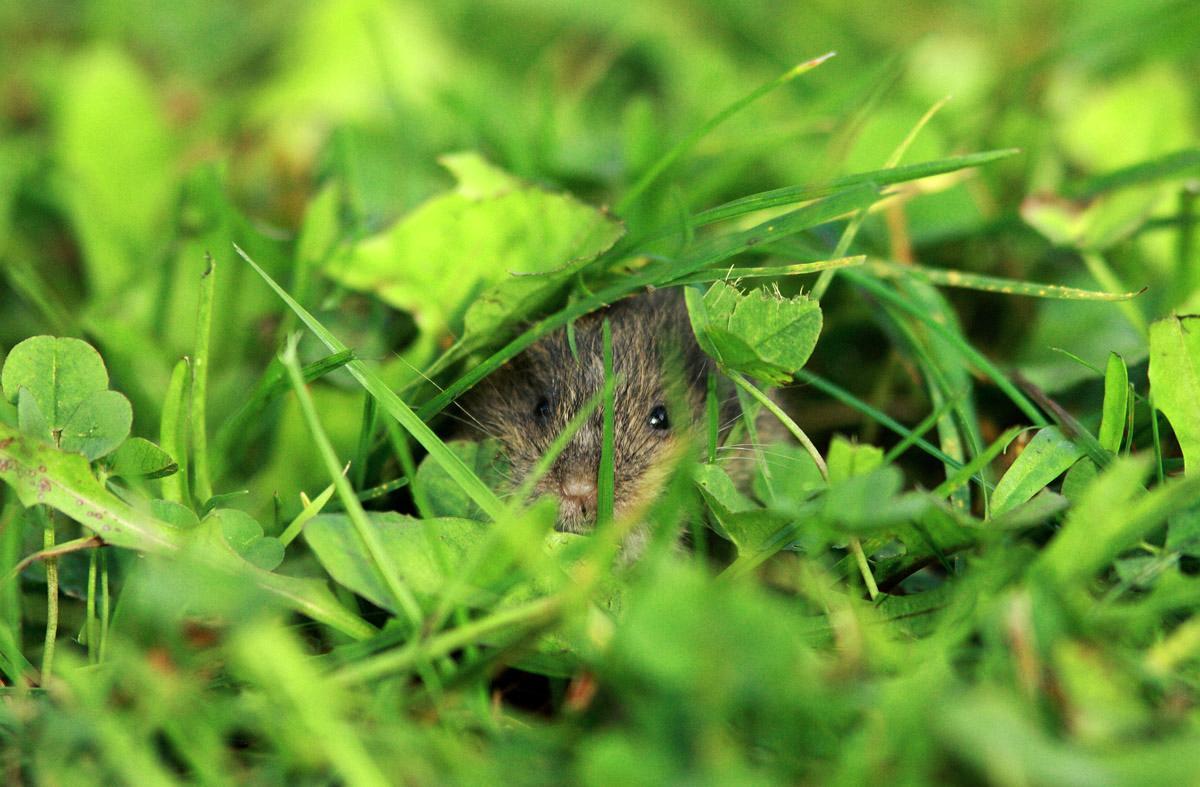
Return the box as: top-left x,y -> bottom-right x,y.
466,289 -> 716,532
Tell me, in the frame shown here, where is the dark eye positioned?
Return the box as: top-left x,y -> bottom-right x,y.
533,397 -> 551,422
648,404 -> 669,431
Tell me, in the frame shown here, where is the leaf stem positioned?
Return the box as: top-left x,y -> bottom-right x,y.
727,371 -> 827,479
40,510 -> 57,682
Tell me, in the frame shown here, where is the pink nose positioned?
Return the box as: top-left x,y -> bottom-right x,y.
561,477 -> 597,500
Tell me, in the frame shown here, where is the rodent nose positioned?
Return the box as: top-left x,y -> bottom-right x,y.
561,477 -> 597,500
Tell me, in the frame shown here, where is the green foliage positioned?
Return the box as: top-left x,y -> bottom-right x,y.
2,336 -> 132,459
1150,315 -> 1200,474
325,152 -> 623,344
0,1 -> 1199,783
685,281 -> 822,384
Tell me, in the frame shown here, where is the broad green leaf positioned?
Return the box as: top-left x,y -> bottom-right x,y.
1061,459 -> 1099,503
826,436 -> 883,482
206,509 -> 284,572
107,437 -> 178,480
2,336 -> 132,460
0,422 -> 182,552
1149,315 -> 1200,475
457,273 -> 576,355
54,47 -> 176,300
1057,65 -> 1195,173
324,152 -> 623,338
992,427 -> 1084,515
0,422 -> 369,638
685,282 -> 822,385
1021,190 -> 1164,252
306,512 -> 490,612
16,388 -> 50,443
693,463 -> 789,554
821,467 -> 930,533
413,439 -> 509,520
58,390 -> 131,460
149,499 -> 199,530
749,442 -> 825,507
1099,352 -> 1129,453
2,336 -> 110,427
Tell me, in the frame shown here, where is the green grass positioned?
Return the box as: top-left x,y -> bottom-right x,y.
0,1 -> 1199,783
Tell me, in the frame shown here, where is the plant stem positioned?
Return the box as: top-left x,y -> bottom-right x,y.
41,510 -> 57,682
727,371 -> 828,479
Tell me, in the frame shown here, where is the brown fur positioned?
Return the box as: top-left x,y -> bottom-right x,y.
463,288 -> 729,532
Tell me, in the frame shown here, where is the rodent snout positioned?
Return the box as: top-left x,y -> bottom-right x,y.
561,477 -> 597,500
556,474 -> 599,530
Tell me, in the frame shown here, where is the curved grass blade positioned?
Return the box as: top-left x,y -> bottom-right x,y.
867,259 -> 1146,301
418,184 -> 881,420
691,153 -> 1020,229
669,255 -> 864,285
282,336 -> 423,627
214,349 -> 356,472
812,95 -> 954,300
236,244 -> 507,522
191,254 -> 216,503
843,269 -> 1048,427
617,52 -> 835,214
793,369 -> 977,480
597,319 -> 615,523
1067,147 -> 1200,199
159,357 -> 190,505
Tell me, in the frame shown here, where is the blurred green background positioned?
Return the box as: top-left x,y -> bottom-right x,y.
1,1 -> 1199,783
2,0 -> 1197,499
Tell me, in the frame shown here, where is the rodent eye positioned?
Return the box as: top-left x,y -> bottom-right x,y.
533,397 -> 551,422
648,404 -> 669,431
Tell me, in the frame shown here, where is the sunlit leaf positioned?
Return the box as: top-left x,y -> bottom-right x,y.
1149,315 -> 1200,475
685,282 -> 822,384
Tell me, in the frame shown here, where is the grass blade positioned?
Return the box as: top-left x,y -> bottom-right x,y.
842,269 -> 1048,426
668,255 -> 864,285
191,254 -> 216,503
418,185 -> 881,420
866,259 -> 1146,301
617,52 -> 835,214
159,358 -> 190,506
236,244 -> 507,522
688,149 -> 1020,229
282,335 -> 424,627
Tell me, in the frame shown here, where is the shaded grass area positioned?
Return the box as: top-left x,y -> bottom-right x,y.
0,1 -> 1199,783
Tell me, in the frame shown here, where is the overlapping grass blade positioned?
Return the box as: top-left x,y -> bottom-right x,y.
419,184 -> 881,420
618,52 -> 836,213
237,244 -> 507,522
867,259 -> 1146,301
681,150 -> 1019,231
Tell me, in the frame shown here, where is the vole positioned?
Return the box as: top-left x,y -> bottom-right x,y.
464,287 -> 731,534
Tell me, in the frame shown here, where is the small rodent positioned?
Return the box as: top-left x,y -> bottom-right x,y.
465,288 -> 725,533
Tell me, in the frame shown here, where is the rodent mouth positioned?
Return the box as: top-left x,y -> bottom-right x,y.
554,498 -> 596,534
